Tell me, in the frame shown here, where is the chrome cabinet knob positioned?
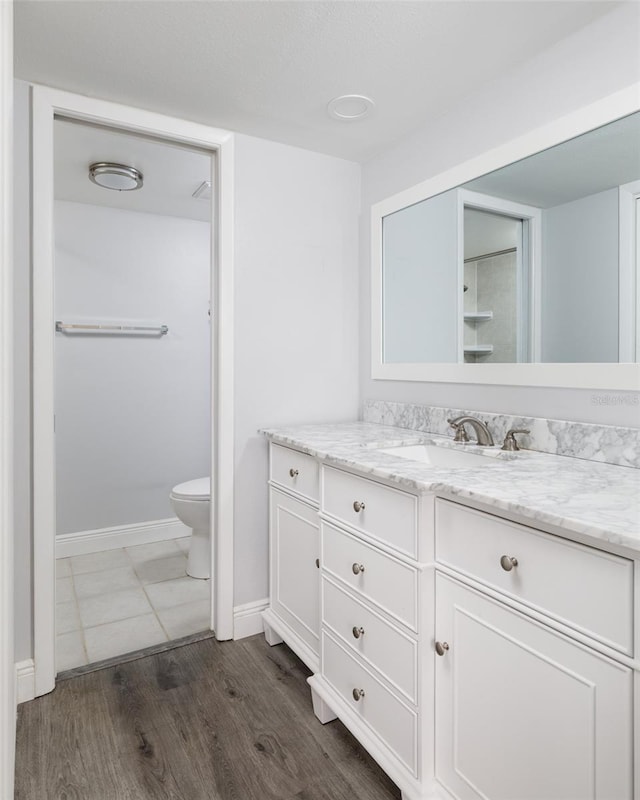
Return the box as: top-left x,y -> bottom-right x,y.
500,555 -> 518,572
352,626 -> 365,639
353,500 -> 366,513
352,563 -> 365,575
435,641 -> 450,656
352,688 -> 365,701
289,468 -> 299,478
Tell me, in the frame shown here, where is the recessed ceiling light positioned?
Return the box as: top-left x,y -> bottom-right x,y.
327,94 -> 375,121
88,162 -> 143,191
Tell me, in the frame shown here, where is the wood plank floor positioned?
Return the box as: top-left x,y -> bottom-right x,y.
15,634 -> 402,800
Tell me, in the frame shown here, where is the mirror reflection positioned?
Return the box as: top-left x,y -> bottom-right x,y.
382,111 -> 640,364
463,208 -> 523,363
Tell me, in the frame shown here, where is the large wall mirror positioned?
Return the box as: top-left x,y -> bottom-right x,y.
371,85 -> 640,390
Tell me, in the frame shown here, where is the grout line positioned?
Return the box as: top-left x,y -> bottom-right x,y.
129,554 -> 189,587
67,567 -> 90,670
60,539 -> 207,669
153,607 -> 172,641
82,610 -> 160,635
140,573 -> 171,642
140,563 -> 211,638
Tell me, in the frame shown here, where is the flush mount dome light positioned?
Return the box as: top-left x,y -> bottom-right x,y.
327,94 -> 375,121
88,162 -> 143,191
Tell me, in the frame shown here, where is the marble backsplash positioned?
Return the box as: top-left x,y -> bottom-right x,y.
362,399 -> 640,469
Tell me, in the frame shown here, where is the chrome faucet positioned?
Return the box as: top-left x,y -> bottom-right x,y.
501,428 -> 530,451
447,416 -> 494,446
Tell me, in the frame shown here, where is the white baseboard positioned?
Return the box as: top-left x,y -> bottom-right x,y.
15,660 -> 35,705
56,517 -> 191,558
233,598 -> 269,640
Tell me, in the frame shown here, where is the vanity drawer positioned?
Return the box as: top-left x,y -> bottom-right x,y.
322,630 -> 417,775
322,521 -> 418,631
270,444 -> 319,504
322,465 -> 417,557
322,577 -> 417,703
435,499 -> 634,655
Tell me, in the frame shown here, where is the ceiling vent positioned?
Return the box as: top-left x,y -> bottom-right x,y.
193,181 -> 212,200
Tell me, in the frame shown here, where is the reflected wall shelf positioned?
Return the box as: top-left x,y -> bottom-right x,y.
464,311 -> 493,322
464,344 -> 494,354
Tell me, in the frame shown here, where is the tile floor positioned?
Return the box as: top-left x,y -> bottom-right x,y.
55,538 -> 210,672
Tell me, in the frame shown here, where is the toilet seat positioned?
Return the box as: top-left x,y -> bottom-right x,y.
171,477 -> 210,501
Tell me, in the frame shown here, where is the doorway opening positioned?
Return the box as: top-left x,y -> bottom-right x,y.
53,118 -> 214,672
32,86 -> 234,697
458,189 -> 540,363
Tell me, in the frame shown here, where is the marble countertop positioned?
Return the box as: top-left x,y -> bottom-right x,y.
261,422 -> 640,557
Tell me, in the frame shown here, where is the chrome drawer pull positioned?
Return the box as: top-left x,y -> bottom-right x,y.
500,555 -> 518,572
353,500 -> 365,513
352,563 -> 365,575
352,688 -> 365,701
435,641 -> 450,656
289,468 -> 299,478
352,626 -> 365,639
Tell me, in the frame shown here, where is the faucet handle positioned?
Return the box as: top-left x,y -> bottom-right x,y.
501,429 -> 530,451
447,418 -> 469,443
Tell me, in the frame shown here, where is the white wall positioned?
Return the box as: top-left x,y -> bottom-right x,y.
233,133 -> 360,605
384,190 -> 458,363
360,4 -> 640,426
54,201 -> 210,535
542,188 -> 619,363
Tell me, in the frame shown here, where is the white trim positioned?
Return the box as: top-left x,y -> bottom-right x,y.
15,660 -> 35,705
619,180 -> 640,362
371,82 -> 640,390
0,0 -> 15,795
55,518 -> 190,559
32,85 -> 235,698
233,598 -> 270,641
213,130 -> 235,642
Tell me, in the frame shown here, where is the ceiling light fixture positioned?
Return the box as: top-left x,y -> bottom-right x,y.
327,94 -> 375,121
88,162 -> 144,191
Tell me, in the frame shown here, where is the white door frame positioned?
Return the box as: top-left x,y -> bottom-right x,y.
619,179 -> 640,362
457,189 -> 542,362
0,0 -> 15,795
32,85 -> 235,696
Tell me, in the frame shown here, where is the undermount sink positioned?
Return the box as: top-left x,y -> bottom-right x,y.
376,443 -> 504,468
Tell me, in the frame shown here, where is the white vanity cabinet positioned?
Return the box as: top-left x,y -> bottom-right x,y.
434,574 -> 633,800
434,499 -> 635,800
262,444 -> 321,672
309,464 -> 437,800
263,440 -> 637,800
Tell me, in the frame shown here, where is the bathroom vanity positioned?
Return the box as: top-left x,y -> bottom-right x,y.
261,420 -> 639,800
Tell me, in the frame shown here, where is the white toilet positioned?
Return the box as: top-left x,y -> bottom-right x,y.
170,477 -> 210,579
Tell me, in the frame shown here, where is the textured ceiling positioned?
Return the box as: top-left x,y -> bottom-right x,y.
15,1 -> 619,162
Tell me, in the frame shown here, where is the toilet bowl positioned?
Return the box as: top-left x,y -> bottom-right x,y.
170,477 -> 210,579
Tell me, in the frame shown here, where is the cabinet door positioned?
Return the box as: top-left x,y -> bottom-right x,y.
270,488 -> 319,655
435,574 -> 633,800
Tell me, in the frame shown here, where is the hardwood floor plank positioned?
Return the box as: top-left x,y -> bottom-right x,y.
242,638 -> 401,800
15,634 -> 401,800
